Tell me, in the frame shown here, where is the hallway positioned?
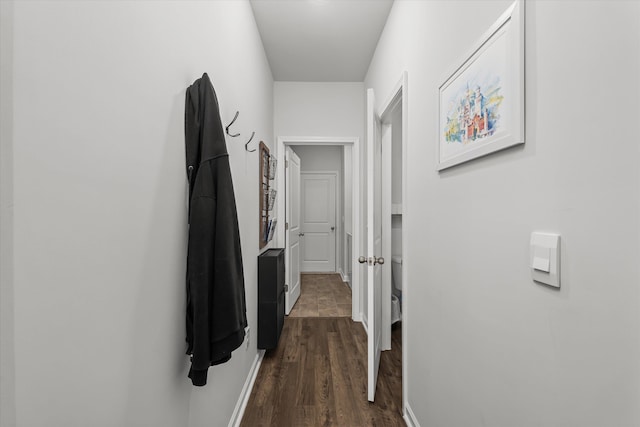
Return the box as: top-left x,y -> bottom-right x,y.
289,273 -> 352,318
242,273 -> 403,426
4,2 -> 639,426
240,317 -> 403,427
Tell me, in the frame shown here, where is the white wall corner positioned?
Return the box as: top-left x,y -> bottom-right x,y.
343,274 -> 351,286
228,350 -> 265,427
404,403 -> 420,427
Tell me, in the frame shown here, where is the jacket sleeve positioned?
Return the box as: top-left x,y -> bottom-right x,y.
186,195 -> 216,386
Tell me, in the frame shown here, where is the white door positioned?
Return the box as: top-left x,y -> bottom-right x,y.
365,88 -> 383,402
301,173 -> 336,272
285,147 -> 301,314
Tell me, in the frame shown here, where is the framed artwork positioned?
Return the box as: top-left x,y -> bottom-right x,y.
437,0 -> 524,171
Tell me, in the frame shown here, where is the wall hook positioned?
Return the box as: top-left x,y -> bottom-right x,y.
245,132 -> 256,152
225,111 -> 240,137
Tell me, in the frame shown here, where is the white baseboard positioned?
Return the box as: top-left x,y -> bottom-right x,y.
339,271 -> 351,286
339,269 -> 346,283
228,350 -> 265,427
404,402 -> 420,427
361,314 -> 368,334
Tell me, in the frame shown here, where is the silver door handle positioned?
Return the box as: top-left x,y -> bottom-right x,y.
358,256 -> 384,265
298,233 -> 305,237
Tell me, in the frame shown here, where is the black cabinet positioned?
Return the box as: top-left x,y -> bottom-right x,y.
258,248 -> 285,350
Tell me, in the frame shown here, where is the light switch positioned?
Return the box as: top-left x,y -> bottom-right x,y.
532,246 -> 550,272
530,232 -> 560,287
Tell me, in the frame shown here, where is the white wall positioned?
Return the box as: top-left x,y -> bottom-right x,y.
5,1 -> 272,426
1,1 -> 16,426
366,1 -> 640,426
292,145 -> 343,174
274,82 -> 365,137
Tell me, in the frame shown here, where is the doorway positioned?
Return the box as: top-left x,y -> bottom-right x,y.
275,137 -> 361,321
378,72 -> 408,414
363,72 -> 408,404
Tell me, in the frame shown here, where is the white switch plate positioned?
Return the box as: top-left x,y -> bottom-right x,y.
530,232 -> 560,288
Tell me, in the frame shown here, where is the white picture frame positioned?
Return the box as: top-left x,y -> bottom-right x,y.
437,0 -> 524,171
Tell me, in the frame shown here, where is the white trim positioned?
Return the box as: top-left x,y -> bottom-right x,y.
276,136 -> 361,323
228,350 -> 265,427
380,76 -> 404,123
403,403 -> 420,427
400,70 -> 410,425
379,74 -> 406,352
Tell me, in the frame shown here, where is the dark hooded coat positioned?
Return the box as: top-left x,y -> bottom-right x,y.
184,73 -> 247,386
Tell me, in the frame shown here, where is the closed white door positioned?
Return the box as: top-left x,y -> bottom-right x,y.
365,88 -> 383,402
301,173 -> 336,272
285,147 -> 301,314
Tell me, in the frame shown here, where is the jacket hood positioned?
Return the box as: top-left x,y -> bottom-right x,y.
185,73 -> 228,179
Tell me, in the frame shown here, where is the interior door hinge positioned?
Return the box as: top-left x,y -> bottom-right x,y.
285,222 -> 289,230
285,160 -> 289,168
284,284 -> 289,292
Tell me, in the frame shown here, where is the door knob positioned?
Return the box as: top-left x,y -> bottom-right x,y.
331,226 -> 335,231
375,257 -> 385,265
358,256 -> 367,264
298,232 -> 305,237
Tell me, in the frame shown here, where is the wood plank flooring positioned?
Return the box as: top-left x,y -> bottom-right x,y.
241,318 -> 403,427
289,274 -> 352,318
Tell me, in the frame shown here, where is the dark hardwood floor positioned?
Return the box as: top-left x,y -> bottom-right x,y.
241,317 -> 403,427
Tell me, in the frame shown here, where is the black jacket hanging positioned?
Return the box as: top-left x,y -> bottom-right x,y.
184,73 -> 247,386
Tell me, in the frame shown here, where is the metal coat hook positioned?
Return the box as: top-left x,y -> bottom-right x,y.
225,111 -> 240,137
245,132 -> 256,152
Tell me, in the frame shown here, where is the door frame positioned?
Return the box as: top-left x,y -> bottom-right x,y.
276,136 -> 362,322
379,73 -> 407,351
376,71 -> 409,419
300,170 -> 338,273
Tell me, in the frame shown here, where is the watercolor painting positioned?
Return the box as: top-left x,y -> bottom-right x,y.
437,0 -> 524,171
443,77 -> 504,144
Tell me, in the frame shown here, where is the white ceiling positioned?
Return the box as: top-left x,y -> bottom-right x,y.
250,0 -> 394,82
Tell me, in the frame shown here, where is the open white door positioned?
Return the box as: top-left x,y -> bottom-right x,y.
285,147 -> 301,314
365,88 -> 383,402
